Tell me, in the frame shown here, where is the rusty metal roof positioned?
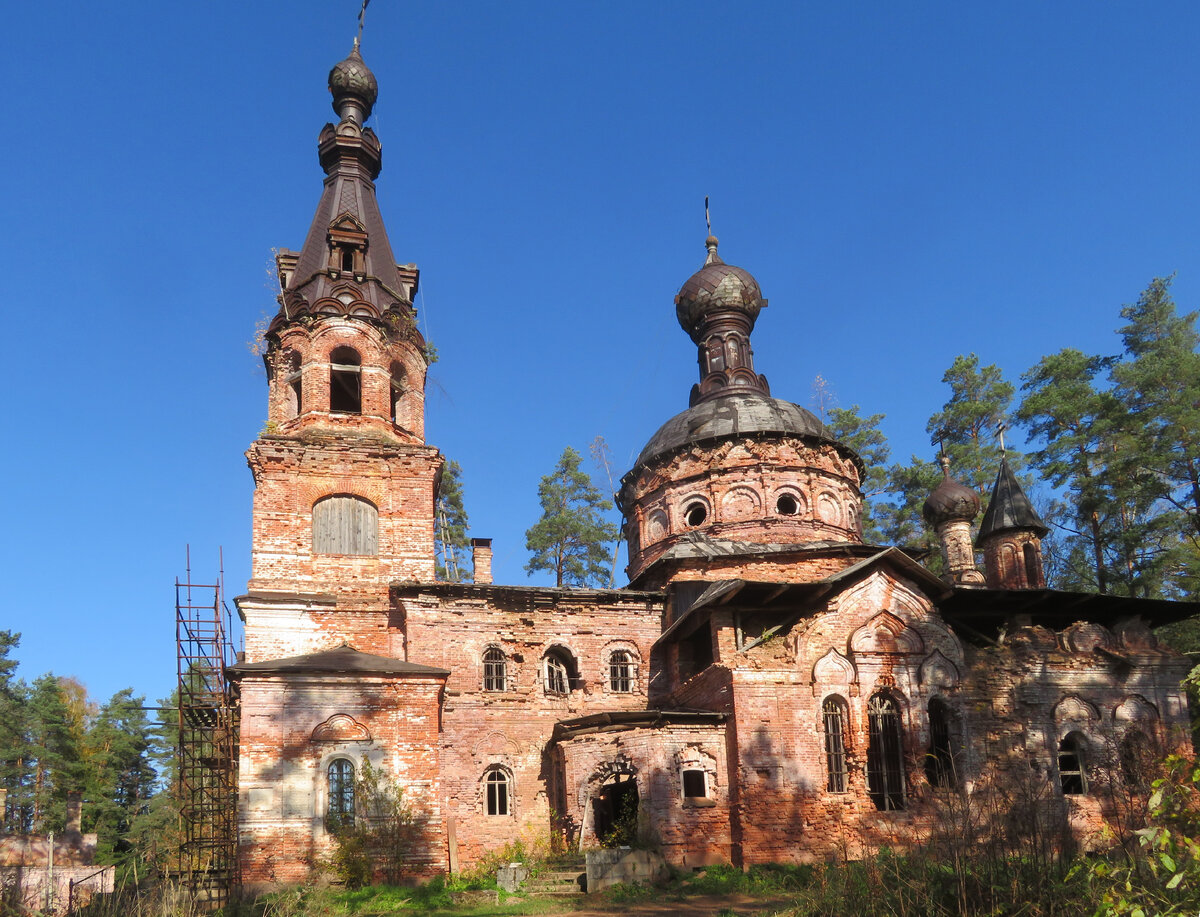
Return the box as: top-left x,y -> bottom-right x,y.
631,390 -> 837,469
227,644 -> 448,678
976,457 -> 1049,541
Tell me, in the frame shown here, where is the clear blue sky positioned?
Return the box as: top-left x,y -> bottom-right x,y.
2,2 -> 1197,706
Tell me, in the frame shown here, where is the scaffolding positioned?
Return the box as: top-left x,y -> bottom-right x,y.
176,550 -> 240,908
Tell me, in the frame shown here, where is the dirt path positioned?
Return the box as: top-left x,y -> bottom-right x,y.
553,893 -> 796,916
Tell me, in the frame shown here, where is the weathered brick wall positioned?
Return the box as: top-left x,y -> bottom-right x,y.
236,673 -> 446,888
979,530 -> 1047,589
556,724 -> 732,867
394,585 -> 666,867
622,437 -> 864,583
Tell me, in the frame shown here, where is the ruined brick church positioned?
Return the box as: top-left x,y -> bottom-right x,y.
228,43 -> 1195,886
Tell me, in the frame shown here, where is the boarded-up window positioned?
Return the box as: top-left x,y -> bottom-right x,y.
313,495 -> 378,555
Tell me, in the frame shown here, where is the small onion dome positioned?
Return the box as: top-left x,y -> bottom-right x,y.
675,235 -> 766,343
329,44 -> 379,121
922,455 -> 981,527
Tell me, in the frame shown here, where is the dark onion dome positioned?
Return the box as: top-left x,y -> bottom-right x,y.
675,236 -> 766,343
923,455 -> 981,527
977,457 -> 1049,541
633,390 -> 844,469
329,44 -> 379,120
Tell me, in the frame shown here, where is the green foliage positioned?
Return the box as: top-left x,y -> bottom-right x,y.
826,405 -> 890,543
324,757 -> 425,888
1082,754 -> 1200,916
436,460 -> 473,582
525,447 -> 619,588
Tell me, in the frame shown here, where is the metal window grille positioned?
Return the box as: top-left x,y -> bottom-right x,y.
486,769 -> 510,816
822,697 -> 848,793
867,694 -> 905,811
327,759 -> 355,828
609,651 -> 633,692
483,647 -> 507,692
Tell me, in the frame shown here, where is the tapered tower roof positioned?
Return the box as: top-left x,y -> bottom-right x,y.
977,458 -> 1049,542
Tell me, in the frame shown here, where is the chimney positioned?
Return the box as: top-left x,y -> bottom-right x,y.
66,792 -> 82,833
471,538 -> 493,585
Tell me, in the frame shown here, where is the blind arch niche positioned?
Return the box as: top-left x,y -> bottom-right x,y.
313,494 -> 379,556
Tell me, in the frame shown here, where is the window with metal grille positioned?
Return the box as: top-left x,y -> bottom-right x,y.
1059,734 -> 1087,795
925,698 -> 958,788
544,652 -> 570,695
329,346 -> 362,414
483,647 -> 507,692
327,758 -> 355,829
313,495 -> 378,555
867,693 -> 905,811
822,696 -> 849,793
609,650 -> 634,692
485,768 -> 510,816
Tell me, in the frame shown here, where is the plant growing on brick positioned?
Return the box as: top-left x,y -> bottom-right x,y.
525,447 -> 619,588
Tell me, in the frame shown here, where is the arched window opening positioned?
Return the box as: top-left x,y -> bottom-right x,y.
341,247 -> 355,272
329,346 -> 362,414
543,649 -> 576,696
684,502 -> 707,527
483,647 -> 507,692
389,362 -> 406,425
925,698 -> 959,789
776,494 -> 800,516
1023,543 -> 1042,588
822,697 -> 849,793
1059,733 -> 1088,795
867,693 -> 905,811
609,650 -> 634,692
313,495 -> 378,555
327,758 -> 355,830
485,767 -> 511,816
283,350 -> 302,420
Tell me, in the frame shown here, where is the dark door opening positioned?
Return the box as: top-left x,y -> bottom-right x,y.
592,773 -> 639,847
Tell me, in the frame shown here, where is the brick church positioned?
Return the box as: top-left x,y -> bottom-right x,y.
228,43 -> 1195,886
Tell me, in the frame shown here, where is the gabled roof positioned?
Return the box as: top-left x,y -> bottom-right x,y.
977,457 -> 1049,541
654,547 -> 951,648
227,644 -> 448,679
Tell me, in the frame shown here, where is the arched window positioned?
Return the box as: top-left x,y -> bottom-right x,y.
822,696 -> 849,793
389,362 -> 406,425
313,495 -> 378,555
329,346 -> 362,414
544,649 -> 575,695
609,650 -> 634,692
483,647 -> 507,692
485,767 -> 511,816
867,693 -> 905,811
1059,733 -> 1088,795
283,350 -> 302,420
925,698 -> 959,789
1023,543 -> 1043,588
327,758 -> 355,829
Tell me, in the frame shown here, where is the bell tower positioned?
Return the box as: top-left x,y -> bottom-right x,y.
240,42 -> 443,663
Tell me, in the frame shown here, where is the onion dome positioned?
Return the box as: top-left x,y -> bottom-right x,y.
675,235 -> 766,343
923,455 -> 981,527
329,43 -> 379,123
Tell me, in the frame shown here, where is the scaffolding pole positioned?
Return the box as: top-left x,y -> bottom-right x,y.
176,548 -> 239,908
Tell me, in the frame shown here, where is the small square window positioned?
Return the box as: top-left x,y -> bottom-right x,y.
682,769 -> 707,798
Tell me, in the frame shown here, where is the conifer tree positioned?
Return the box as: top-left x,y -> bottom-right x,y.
26,674 -> 86,833
435,460 -> 472,582
525,446 -> 619,588
826,405 -> 890,544
0,632 -> 27,833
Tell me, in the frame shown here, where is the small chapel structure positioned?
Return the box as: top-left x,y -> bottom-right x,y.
228,42 -> 1196,887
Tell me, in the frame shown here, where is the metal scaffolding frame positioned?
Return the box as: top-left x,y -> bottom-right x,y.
176,550 -> 240,907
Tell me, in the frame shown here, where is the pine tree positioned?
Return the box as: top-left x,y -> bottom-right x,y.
0,632 -> 28,833
826,405 -> 890,544
435,460 -> 472,582
26,674 -> 86,833
525,446 -> 619,588
84,689 -> 158,874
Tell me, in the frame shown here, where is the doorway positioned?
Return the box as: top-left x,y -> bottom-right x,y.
592,772 -> 639,847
